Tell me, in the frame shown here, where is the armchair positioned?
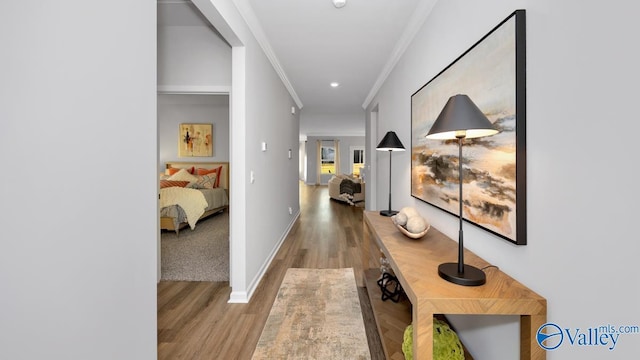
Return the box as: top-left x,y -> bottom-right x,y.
328,175 -> 365,204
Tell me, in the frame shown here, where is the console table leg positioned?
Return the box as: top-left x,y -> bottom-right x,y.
521,314 -> 546,360
414,305 -> 433,360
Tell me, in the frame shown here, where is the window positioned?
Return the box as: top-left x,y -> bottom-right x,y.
350,146 -> 365,176
321,145 -> 335,174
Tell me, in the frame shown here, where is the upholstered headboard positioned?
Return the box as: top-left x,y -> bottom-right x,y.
164,161 -> 230,190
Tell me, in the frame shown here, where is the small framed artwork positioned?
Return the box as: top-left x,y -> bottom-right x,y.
179,123 -> 213,157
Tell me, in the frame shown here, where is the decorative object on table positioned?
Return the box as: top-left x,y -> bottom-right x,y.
179,123 -> 213,157
379,253 -> 391,275
410,10 -> 527,245
402,324 -> 414,360
376,272 -> 403,303
377,253 -> 404,302
376,131 -> 405,216
391,206 -> 431,239
402,318 -> 465,360
425,94 -> 499,286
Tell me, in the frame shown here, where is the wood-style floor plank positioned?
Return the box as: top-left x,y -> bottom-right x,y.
158,183 -> 385,360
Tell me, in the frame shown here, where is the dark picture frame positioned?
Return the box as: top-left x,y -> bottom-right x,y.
410,10 -> 526,245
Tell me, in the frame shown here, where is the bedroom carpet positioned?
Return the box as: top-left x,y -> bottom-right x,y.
252,268 -> 371,360
160,210 -> 229,282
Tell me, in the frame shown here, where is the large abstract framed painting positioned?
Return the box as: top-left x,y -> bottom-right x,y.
179,123 -> 213,157
411,10 -> 526,245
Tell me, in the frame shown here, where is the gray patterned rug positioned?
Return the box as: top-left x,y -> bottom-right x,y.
252,268 -> 371,360
160,210 -> 229,281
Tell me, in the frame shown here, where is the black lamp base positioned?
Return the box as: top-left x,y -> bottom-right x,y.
379,210 -> 398,217
438,262 -> 486,286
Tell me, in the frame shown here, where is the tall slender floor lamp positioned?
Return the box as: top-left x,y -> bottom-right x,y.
376,131 -> 405,217
426,94 -> 499,286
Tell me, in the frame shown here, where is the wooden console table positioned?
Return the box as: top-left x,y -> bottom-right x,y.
362,211 -> 547,360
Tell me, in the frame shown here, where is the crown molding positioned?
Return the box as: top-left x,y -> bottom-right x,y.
157,0 -> 190,4
362,0 -> 437,110
157,85 -> 231,94
303,132 -> 366,138
232,0 -> 304,109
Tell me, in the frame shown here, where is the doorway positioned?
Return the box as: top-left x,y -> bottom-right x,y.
157,94 -> 230,281
157,0 -> 234,282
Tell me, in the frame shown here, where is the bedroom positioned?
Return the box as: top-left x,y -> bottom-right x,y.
157,4 -> 232,281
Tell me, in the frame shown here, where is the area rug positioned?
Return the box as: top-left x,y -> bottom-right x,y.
160,211 -> 229,281
252,268 -> 371,360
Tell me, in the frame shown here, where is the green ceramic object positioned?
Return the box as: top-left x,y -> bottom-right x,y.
402,318 -> 465,360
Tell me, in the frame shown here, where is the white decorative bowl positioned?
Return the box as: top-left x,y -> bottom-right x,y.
392,215 -> 431,239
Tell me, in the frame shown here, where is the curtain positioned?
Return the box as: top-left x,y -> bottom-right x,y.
316,140 -> 322,185
334,139 -> 340,175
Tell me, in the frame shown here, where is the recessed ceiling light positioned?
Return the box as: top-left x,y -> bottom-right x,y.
330,82 -> 340,88
332,0 -> 346,8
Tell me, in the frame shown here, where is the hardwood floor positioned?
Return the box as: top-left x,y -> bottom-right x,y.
158,182 -> 384,359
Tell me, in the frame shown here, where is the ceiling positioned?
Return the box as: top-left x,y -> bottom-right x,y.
158,0 -> 436,136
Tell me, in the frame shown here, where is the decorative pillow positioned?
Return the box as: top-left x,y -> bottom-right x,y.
160,180 -> 190,189
196,165 -> 223,188
166,166 -> 194,175
214,166 -> 223,187
196,167 -> 217,175
167,168 -> 198,182
187,173 -> 217,189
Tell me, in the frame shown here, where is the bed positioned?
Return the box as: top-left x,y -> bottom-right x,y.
159,161 -> 229,234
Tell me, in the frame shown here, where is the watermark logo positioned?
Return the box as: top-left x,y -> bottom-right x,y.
537,323 -> 563,350
537,322 -> 639,351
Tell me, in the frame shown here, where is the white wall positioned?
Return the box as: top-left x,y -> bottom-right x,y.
364,106 -> 379,211
193,0 -> 301,302
243,38 -> 301,297
300,109 -> 365,138
158,94 -> 230,172
0,1 -> 156,359
157,25 -> 231,87
299,140 -> 307,181
157,19 -> 231,172
367,0 -> 640,359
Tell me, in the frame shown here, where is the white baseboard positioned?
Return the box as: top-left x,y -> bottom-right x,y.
228,210 -> 300,303
228,291 -> 248,304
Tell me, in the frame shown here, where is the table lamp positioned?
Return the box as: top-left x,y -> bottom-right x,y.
376,131 -> 405,216
426,94 -> 499,286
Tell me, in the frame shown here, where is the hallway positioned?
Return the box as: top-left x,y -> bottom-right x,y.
158,182 -> 382,359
